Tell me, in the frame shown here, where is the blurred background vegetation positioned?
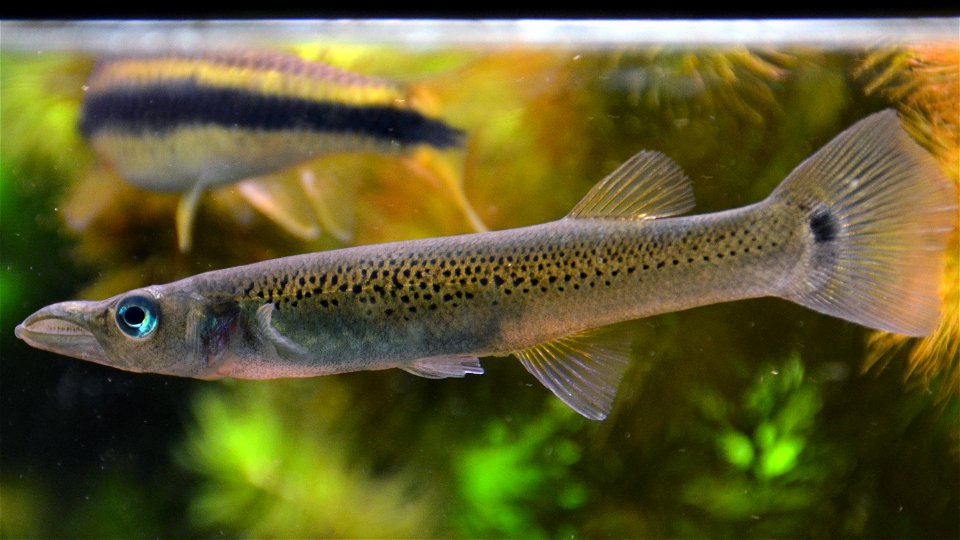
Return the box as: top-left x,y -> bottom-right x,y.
2,24 -> 957,538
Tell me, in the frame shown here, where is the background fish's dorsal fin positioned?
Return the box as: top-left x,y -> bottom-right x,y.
567,151 -> 695,220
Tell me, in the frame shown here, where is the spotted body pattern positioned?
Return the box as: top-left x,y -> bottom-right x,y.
18,111 -> 957,419
219,206 -> 793,369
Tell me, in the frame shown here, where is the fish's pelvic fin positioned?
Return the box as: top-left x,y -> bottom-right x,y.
176,182 -> 206,252
771,109 -> 958,336
514,325 -> 634,420
567,151 -> 695,220
237,176 -> 322,241
256,303 -> 309,359
401,355 -> 484,379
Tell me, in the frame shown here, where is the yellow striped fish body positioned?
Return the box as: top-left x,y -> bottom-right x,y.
19,111 -> 957,420
78,51 -> 464,248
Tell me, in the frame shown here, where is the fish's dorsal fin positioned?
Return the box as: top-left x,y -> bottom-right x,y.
402,355 -> 484,379
567,151 -> 695,220
513,326 -> 634,420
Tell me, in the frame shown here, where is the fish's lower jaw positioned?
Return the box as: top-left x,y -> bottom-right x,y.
14,306 -> 111,365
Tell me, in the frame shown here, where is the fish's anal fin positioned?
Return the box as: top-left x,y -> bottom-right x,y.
255,303 -> 309,359
514,325 -> 634,421
237,175 -> 322,242
567,150 -> 695,220
176,182 -> 206,252
299,167 -> 356,244
402,355 -> 484,379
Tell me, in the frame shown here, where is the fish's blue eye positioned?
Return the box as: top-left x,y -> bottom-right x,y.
116,295 -> 159,338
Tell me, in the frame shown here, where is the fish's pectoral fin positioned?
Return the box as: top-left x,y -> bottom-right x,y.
256,303 -> 309,359
514,325 -> 635,421
567,151 -> 695,220
401,355 -> 484,379
176,182 -> 207,252
237,175 -> 322,241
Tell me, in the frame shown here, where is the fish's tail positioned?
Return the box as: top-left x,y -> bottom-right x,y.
769,109 -> 957,336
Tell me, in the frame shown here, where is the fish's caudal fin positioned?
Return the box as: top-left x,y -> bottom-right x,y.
770,109 -> 957,336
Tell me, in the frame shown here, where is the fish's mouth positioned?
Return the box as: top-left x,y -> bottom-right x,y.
15,302 -> 109,365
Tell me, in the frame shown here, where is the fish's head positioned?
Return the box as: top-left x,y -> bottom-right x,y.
15,286 -> 241,378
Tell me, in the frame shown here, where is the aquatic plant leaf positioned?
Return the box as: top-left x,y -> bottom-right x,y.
179,383 -> 437,537
454,402 -> 585,537
759,436 -> 804,478
719,430 -> 755,470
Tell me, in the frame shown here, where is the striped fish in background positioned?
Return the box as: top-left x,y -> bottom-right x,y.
78,50 -> 475,251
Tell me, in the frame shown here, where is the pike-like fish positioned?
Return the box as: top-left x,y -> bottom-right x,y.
17,111 -> 957,419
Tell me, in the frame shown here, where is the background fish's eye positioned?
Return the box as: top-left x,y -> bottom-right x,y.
116,295 -> 159,338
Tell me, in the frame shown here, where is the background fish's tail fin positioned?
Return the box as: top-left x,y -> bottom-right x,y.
769,109 -> 957,336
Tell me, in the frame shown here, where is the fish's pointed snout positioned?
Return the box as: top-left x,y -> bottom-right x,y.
16,301 -> 110,365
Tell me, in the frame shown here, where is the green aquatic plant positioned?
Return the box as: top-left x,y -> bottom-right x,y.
55,471 -> 165,537
601,48 -> 792,126
177,380 -> 438,537
0,165 -> 24,314
0,53 -> 95,310
453,400 -> 589,538
674,353 -> 842,536
0,52 -> 93,183
701,354 -> 821,480
588,49 -> 859,217
0,480 -> 44,538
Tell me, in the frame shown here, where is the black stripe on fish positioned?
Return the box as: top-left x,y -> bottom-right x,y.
78,80 -> 464,148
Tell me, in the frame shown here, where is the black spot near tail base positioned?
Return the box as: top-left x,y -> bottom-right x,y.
809,210 -> 837,243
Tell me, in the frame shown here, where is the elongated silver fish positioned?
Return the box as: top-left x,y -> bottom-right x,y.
17,110 -> 957,419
